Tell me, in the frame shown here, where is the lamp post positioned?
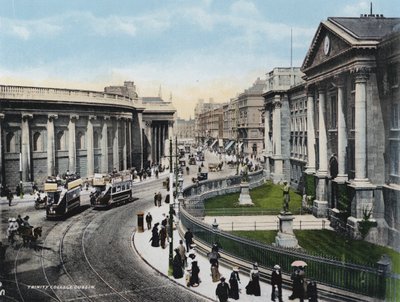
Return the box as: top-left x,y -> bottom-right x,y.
168,138 -> 174,272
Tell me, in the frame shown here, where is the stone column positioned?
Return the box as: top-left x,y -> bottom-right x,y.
113,117 -> 120,171
155,124 -> 159,164
347,68 -> 375,228
122,119 -> 127,171
87,115 -> 95,177
168,121 -> 173,139
313,86 -> 328,217
272,95 -> 284,183
101,116 -> 109,173
127,118 -> 132,169
46,114 -> 57,177
145,121 -> 152,166
335,77 -> 348,182
354,70 -> 369,183
0,114 -> 4,185
264,106 -> 271,177
68,115 -> 78,173
305,89 -> 316,174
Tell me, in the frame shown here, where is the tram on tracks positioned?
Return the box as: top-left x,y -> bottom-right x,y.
44,174 -> 82,219
90,173 -> 133,209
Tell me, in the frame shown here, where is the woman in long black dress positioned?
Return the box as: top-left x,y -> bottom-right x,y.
189,260 -> 200,287
173,248 -> 184,279
229,266 -> 241,300
150,223 -> 160,247
246,262 -> 261,296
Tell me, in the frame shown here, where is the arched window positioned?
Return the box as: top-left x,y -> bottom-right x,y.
6,132 -> 16,153
56,131 -> 65,151
33,132 -> 42,151
93,131 -> 99,149
76,131 -> 84,150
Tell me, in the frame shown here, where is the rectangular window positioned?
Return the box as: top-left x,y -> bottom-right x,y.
388,63 -> 399,88
331,96 -> 337,129
390,141 -> 400,176
351,106 -> 355,130
392,103 -> 399,129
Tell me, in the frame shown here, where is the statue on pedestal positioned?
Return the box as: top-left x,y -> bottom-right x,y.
282,181 -> 290,213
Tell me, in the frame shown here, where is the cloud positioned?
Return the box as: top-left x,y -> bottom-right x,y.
0,16 -> 62,40
230,0 -> 259,16
11,25 -> 30,39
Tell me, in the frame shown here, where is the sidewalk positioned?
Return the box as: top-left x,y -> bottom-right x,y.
133,203 -> 324,302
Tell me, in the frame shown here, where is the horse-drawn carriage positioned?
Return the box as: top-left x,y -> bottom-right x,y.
18,226 -> 42,246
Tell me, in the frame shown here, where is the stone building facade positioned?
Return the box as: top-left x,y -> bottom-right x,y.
0,82 -> 176,190
297,14 -> 399,249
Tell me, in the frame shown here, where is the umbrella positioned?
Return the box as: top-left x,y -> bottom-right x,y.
291,260 -> 307,267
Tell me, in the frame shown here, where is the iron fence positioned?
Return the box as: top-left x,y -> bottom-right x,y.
180,207 -> 392,299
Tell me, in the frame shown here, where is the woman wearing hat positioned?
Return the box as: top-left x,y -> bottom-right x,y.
271,264 -> 283,302
216,276 -> 230,302
245,262 -> 261,296
229,266 -> 241,300
172,248 -> 184,279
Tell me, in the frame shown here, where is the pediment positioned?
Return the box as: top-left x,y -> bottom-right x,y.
302,24 -> 351,71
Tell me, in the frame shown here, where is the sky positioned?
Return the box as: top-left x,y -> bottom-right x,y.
0,0 -> 399,119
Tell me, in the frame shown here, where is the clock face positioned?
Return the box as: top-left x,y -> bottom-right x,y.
324,35 -> 330,55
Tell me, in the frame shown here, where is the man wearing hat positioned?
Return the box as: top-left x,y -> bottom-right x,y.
216,276 -> 230,302
271,264 -> 283,302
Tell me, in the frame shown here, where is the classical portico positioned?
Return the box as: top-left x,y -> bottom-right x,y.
300,15 -> 394,230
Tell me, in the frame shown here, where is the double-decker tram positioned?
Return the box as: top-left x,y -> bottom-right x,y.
44,174 -> 82,219
90,173 -> 133,209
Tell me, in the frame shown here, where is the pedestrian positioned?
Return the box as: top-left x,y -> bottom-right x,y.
6,186 -> 13,206
229,267 -> 241,300
307,280 -> 318,302
16,184 -> 21,198
153,193 -> 157,206
177,239 -> 186,268
173,248 -> 184,279
149,223 -> 160,247
188,260 -> 200,287
157,192 -> 162,207
8,218 -> 19,244
245,262 -> 261,296
289,268 -> 305,301
271,264 -> 283,302
145,212 -> 152,230
159,225 -> 167,249
184,228 -> 194,251
208,248 -> 221,282
216,276 -> 230,302
161,214 -> 168,228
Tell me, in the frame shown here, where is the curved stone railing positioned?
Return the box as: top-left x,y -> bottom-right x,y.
0,85 -> 138,108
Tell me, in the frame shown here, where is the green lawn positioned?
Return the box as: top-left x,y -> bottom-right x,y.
205,181 -> 303,215
231,229 -> 400,273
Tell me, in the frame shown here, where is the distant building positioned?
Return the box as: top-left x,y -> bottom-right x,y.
175,118 -> 195,142
194,98 -> 223,144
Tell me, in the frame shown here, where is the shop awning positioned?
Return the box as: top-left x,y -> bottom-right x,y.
210,139 -> 218,148
225,140 -> 235,150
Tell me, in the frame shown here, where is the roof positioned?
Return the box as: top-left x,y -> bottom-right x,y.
142,97 -> 166,103
328,16 -> 400,40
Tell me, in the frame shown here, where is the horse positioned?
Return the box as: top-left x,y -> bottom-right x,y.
19,226 -> 42,247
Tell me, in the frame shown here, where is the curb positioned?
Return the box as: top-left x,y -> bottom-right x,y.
130,230 -> 213,302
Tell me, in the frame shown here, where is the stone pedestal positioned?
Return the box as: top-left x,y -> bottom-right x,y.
313,173 -> 328,218
238,182 -> 253,206
275,212 -> 299,248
